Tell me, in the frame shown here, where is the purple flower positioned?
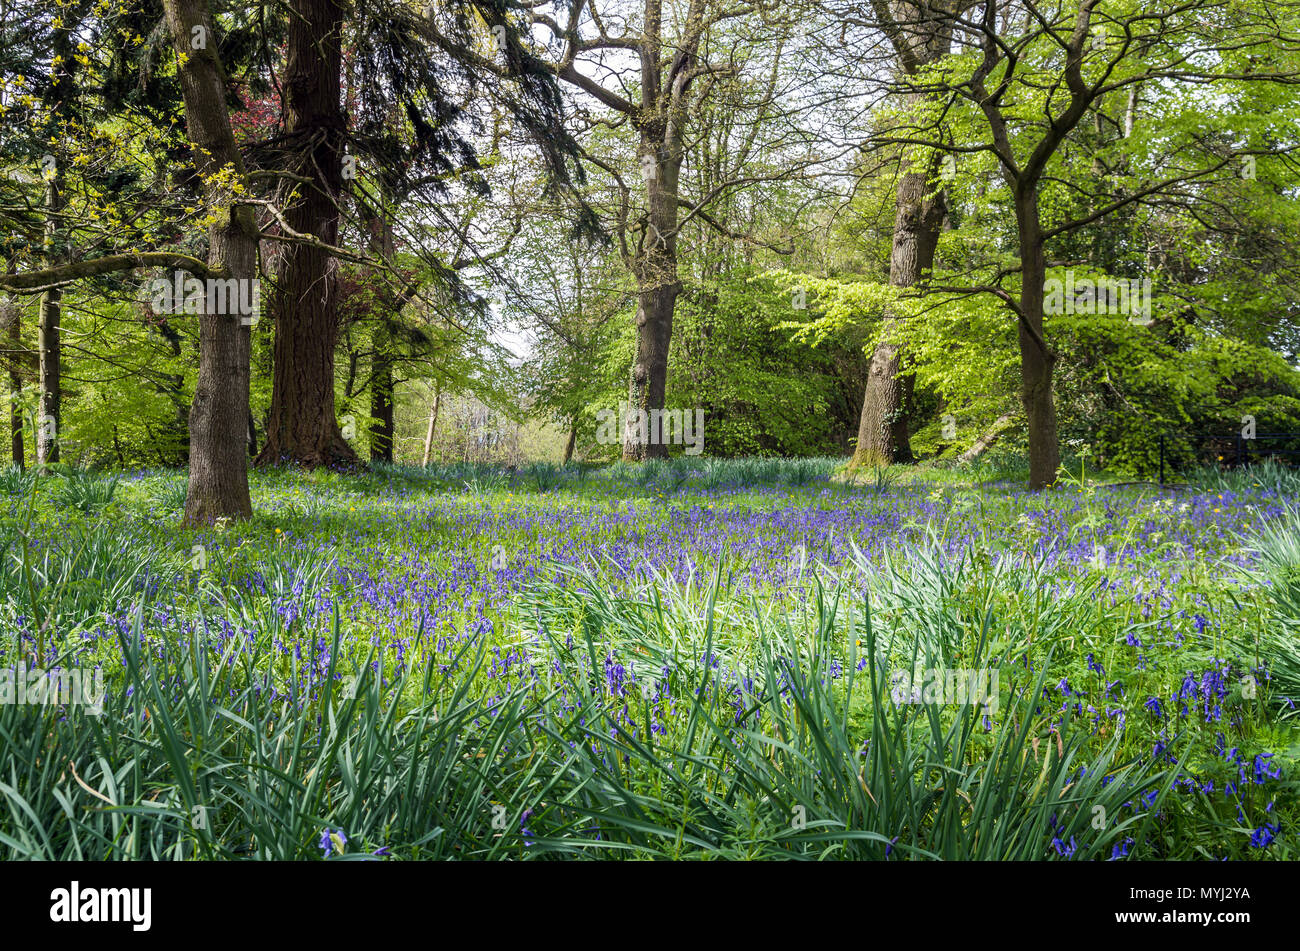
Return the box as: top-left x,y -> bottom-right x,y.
1051,835 -> 1077,858
319,828 -> 347,857
1250,823 -> 1279,849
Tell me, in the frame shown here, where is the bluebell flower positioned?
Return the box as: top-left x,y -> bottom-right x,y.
1250,822 -> 1279,849
1051,835 -> 1077,858
1253,753 -> 1280,784
319,828 -> 347,857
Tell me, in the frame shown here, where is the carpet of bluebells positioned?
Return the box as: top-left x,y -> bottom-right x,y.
1,458 -> 1298,860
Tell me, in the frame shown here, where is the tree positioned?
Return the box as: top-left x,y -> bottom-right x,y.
38,23 -> 67,466
254,0 -> 355,468
843,0 -> 956,468
860,0 -> 1300,486
0,255 -> 23,467
0,0 -> 258,520
530,0 -> 802,460
27,2 -> 94,464
252,0 -> 588,469
161,0 -> 258,522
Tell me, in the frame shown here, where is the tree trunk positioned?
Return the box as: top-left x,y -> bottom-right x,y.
851,154 -> 945,470
37,175 -> 62,465
2,264 -> 22,469
958,413 -> 1016,464
35,17 -> 75,467
626,282 -> 676,461
625,140 -> 680,462
562,419 -> 577,464
853,341 -> 902,469
361,201 -> 397,465
421,384 -> 439,466
549,4 -> 704,466
850,9 -> 955,469
368,330 -> 394,463
1014,188 -> 1059,490
163,0 -> 255,525
8,323 -> 22,468
255,0 -> 356,470
184,239 -> 254,524
247,408 -> 258,458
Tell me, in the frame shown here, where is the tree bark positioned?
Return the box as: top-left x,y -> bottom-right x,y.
625,135 -> 681,461
852,164 -> 946,468
8,322 -> 22,469
958,413 -> 1015,464
562,418 -> 577,464
163,0 -> 255,524
1013,187 -> 1059,489
255,0 -> 356,469
247,408 -> 258,458
421,384 -> 439,466
37,169 -> 62,465
368,324 -> 394,463
851,5 -> 953,469
360,199 -> 398,465
34,17 -> 77,467
0,252 -> 221,292
1,260 -> 23,468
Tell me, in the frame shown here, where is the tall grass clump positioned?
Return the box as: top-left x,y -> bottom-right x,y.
1244,505 -> 1300,716
150,477 -> 189,512
1192,459 -> 1300,496
524,462 -> 562,492
51,468 -> 119,513
0,466 -> 35,497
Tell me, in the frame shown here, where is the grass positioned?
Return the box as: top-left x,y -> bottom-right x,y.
0,459 -> 1296,859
